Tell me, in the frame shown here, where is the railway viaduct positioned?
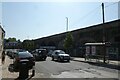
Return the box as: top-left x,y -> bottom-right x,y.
33,19 -> 120,57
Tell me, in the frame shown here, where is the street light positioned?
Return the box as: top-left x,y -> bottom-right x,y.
66,17 -> 68,32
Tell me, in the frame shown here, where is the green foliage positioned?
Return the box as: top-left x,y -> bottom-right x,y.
22,40 -> 35,51
63,32 -> 73,50
8,37 -> 16,42
4,37 -> 22,49
5,37 -> 21,43
17,39 -> 21,43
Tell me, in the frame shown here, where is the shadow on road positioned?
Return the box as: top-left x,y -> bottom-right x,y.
35,60 -> 46,62
51,60 -> 70,63
88,62 -> 120,70
72,59 -> 120,70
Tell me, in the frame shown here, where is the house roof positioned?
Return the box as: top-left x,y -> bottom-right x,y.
0,25 -> 5,33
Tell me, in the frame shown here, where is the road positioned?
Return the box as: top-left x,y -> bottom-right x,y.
1,56 -> 119,79
34,57 -> 119,78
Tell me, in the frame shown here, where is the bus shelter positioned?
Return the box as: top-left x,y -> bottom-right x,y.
85,42 -> 110,63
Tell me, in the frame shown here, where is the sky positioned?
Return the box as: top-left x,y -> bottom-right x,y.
0,1 -> 119,41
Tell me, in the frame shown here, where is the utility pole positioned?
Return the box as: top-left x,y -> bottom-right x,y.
66,17 -> 68,32
65,17 -> 69,54
102,3 -> 106,63
102,3 -> 105,42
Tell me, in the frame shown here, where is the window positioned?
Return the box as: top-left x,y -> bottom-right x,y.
2,32 -> 4,39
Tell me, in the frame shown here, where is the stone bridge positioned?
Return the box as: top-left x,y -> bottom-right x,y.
34,19 -> 120,57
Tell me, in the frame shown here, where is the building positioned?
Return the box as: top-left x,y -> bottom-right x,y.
5,42 -> 22,49
33,19 -> 119,59
0,25 -> 5,58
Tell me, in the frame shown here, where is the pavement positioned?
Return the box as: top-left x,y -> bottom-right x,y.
1,56 -> 18,78
0,56 -> 119,79
0,56 -> 52,79
71,57 -> 119,65
71,57 -> 120,70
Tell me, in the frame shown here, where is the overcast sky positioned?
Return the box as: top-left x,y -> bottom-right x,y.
1,1 -> 119,41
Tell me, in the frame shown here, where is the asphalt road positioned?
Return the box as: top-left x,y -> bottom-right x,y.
34,57 -> 119,78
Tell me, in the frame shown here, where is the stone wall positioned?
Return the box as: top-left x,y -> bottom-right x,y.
34,19 -> 120,57
0,26 -> 5,58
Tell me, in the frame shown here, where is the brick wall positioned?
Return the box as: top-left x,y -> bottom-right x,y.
0,26 -> 5,58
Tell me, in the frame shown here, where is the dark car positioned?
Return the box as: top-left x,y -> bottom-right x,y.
12,51 -> 35,72
32,49 -> 47,61
6,51 -> 14,59
47,50 -> 53,57
51,50 -> 70,62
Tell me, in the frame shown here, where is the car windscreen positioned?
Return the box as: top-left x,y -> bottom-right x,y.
38,50 -> 46,53
55,50 -> 65,54
18,52 -> 33,58
59,51 -> 65,54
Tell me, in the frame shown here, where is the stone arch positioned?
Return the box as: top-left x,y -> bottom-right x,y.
77,37 -> 96,47
81,37 -> 95,43
48,41 -> 56,46
40,41 -> 46,46
57,39 -> 64,49
75,37 -> 96,47
108,37 -> 115,43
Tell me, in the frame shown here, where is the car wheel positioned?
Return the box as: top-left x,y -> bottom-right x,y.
58,57 -> 61,62
43,58 -> 46,61
67,60 -> 70,62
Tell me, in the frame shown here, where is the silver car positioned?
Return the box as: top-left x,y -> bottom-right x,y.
51,50 -> 70,62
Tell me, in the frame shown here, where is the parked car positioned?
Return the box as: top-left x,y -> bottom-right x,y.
11,51 -> 35,72
51,50 -> 70,62
32,49 -> 47,61
6,51 -> 13,58
47,50 -> 53,57
6,51 -> 16,59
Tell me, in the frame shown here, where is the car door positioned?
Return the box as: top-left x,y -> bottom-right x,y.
54,52 -> 59,59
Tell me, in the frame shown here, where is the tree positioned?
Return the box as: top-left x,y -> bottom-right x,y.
17,39 -> 21,43
5,38 -> 21,43
63,32 -> 73,55
8,37 -> 16,42
22,40 -> 35,51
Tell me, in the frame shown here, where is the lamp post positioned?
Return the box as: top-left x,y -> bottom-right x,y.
66,17 -> 68,32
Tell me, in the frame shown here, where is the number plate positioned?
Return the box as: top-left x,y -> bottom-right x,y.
21,63 -> 26,65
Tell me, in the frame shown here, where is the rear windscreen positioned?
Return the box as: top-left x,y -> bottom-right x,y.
18,52 -> 33,58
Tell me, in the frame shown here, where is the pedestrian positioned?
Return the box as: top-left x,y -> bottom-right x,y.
2,50 -> 5,64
